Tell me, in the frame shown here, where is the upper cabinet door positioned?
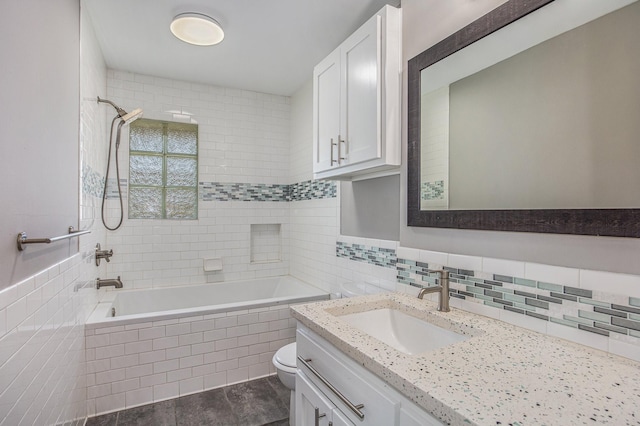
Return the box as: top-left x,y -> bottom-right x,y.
313,48 -> 341,174
312,5 -> 401,181
341,16 -> 381,166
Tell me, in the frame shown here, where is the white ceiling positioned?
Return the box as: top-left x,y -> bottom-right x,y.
83,0 -> 400,96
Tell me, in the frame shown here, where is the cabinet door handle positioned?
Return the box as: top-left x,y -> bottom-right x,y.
338,135 -> 346,162
330,138 -> 338,165
299,356 -> 365,419
315,407 -> 326,426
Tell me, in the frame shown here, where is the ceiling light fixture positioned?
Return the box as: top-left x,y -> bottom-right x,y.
170,13 -> 224,46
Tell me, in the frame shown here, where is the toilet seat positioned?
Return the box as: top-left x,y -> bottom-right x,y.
274,342 -> 297,373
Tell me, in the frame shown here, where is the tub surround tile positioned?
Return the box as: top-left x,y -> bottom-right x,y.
291,293 -> 640,426
85,301 -> 299,415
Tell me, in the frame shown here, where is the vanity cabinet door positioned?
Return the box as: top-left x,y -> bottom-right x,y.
296,371 -> 355,426
313,48 -> 341,174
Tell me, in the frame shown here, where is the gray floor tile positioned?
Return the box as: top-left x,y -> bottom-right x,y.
176,387 -> 238,426
85,376 -> 291,426
224,378 -> 289,426
85,412 -> 117,426
266,375 -> 291,410
262,420 -> 290,426
118,399 -> 176,426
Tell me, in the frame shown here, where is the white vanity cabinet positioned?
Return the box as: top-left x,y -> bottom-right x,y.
297,372 -> 355,426
312,5 -> 401,181
295,325 -> 443,426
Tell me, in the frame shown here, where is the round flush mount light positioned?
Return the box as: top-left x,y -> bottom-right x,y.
170,13 -> 224,46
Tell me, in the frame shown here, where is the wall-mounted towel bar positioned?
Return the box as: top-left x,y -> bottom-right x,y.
17,226 -> 91,251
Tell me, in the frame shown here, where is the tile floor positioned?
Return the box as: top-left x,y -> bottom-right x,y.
85,376 -> 290,426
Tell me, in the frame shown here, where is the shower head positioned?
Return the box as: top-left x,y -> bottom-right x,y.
97,96 -> 126,116
97,96 -> 143,123
121,108 -> 143,125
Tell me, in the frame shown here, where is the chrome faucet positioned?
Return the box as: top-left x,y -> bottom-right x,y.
95,243 -> 113,266
96,276 -> 123,289
417,269 -> 450,312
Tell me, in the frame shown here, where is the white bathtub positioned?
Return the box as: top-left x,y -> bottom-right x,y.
87,275 -> 328,325
85,276 -> 328,415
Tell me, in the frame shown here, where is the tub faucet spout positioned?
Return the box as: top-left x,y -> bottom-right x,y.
417,269 -> 450,312
97,276 -> 123,289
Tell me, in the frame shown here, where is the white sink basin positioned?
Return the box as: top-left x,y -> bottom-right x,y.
339,308 -> 468,355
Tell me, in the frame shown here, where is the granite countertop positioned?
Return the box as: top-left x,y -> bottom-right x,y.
290,292 -> 640,426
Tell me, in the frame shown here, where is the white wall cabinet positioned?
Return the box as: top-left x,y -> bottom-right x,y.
312,5 -> 401,181
295,325 -> 443,426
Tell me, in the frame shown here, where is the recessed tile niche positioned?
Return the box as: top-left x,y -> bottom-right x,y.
250,224 -> 282,263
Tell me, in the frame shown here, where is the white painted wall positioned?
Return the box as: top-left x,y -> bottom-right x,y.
0,0 -> 80,289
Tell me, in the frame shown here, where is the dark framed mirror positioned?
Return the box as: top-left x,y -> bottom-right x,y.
407,0 -> 640,237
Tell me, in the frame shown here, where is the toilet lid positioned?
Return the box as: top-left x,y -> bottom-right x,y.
275,343 -> 297,368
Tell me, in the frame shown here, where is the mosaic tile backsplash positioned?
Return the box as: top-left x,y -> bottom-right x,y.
331,240 -> 639,351
336,241 -> 397,269
396,258 -> 640,341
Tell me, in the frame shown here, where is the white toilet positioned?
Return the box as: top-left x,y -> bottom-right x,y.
272,342 -> 297,425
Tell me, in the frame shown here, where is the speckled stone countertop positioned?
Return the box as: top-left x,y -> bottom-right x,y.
290,292 -> 640,426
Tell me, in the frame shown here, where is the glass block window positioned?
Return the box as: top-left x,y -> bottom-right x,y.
129,119 -> 198,219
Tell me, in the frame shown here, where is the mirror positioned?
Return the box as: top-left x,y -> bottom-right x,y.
407,0 -> 640,237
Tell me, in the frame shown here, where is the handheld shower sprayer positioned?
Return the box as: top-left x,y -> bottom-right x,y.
97,97 -> 144,231
97,97 -> 143,124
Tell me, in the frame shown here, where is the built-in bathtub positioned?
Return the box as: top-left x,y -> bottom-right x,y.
85,276 -> 328,416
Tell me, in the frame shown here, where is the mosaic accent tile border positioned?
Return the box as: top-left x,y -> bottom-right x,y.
397,258 -> 640,341
421,180 -> 445,200
290,180 -> 336,201
199,180 -> 336,202
336,242 -> 396,269
199,182 -> 290,202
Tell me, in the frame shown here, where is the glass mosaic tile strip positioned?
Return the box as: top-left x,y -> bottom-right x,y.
611,304 -> 640,315
199,182 -> 290,202
198,180 -> 336,202
336,241 -> 396,269
594,307 -> 628,318
394,256 -> 640,346
564,286 -> 593,298
289,180 -> 337,201
594,322 -> 628,335
421,180 -> 445,200
611,317 -> 640,331
578,324 -> 609,337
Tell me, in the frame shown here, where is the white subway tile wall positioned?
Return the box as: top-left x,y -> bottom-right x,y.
102,70 -> 295,289
250,224 -> 282,263
85,305 -> 295,416
0,255 -> 92,426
